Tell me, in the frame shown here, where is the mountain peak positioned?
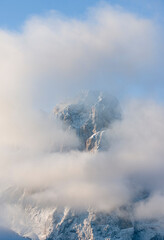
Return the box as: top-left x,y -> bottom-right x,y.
53,91 -> 121,151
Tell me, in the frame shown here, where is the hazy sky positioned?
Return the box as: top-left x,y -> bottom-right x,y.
0,0 -> 164,30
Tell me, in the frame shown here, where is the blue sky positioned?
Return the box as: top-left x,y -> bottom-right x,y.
0,0 -> 164,30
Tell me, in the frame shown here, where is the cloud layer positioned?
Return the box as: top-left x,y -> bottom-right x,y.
0,3 -> 164,231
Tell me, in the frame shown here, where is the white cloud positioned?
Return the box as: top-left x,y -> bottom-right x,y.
1,100 -> 164,213
0,5 -> 161,108
0,3 -> 164,229
135,193 -> 164,219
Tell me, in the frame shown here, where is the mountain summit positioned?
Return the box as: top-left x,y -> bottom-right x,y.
54,91 -> 121,151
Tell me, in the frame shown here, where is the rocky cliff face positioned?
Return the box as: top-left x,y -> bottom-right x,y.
53,91 -> 121,151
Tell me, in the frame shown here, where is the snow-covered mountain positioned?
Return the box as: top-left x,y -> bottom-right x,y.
1,91 -> 164,240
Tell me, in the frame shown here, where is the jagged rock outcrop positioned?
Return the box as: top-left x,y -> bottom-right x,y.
53,91 -> 121,151
46,208 -> 134,240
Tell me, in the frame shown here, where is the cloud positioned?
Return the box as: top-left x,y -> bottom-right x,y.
24,6 -> 155,78
1,100 -> 164,213
135,193 -> 164,220
0,2 -> 164,235
0,4 -> 162,108
23,6 -> 161,102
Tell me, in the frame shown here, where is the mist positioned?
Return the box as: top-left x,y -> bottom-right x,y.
0,3 -> 164,232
